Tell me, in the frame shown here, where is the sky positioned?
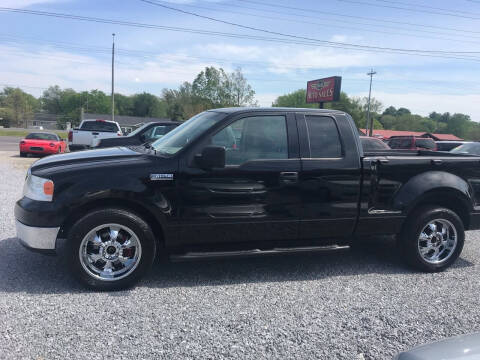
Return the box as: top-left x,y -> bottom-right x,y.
1,0 -> 480,119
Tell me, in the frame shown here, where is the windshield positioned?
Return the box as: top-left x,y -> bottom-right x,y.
128,123 -> 151,137
151,111 -> 225,155
451,143 -> 480,155
26,133 -> 59,141
80,120 -> 119,132
361,137 -> 390,151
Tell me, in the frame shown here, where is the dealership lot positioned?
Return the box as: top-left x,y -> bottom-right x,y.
1,150 -> 480,359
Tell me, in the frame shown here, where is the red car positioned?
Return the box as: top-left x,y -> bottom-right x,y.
387,136 -> 437,151
19,132 -> 66,157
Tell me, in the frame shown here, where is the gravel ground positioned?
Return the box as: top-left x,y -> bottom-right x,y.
1,150 -> 480,359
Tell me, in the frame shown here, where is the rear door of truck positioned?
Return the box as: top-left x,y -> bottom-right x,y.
296,112 -> 362,241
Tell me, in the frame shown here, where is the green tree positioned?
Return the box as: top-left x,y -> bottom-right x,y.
272,89 -> 316,108
161,67 -> 256,120
383,106 -> 397,116
1,87 -> 39,127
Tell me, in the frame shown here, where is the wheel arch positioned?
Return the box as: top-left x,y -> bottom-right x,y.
403,188 -> 471,230
58,198 -> 166,249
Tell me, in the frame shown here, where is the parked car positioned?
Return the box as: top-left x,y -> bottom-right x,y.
360,136 -> 391,151
68,119 -> 122,151
388,136 -> 437,151
15,108 -> 480,290
92,121 -> 181,148
19,132 -> 66,157
436,141 -> 471,152
450,142 -> 480,155
395,332 -> 480,359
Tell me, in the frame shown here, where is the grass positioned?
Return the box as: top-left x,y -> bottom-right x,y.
0,128 -> 68,138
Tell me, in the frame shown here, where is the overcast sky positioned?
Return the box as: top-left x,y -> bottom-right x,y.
1,0 -> 480,119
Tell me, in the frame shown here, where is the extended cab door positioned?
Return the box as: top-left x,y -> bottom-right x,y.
296,112 -> 362,241
177,112 -> 301,246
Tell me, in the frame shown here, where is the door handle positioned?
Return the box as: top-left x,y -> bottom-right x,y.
92,132 -> 99,135
280,171 -> 298,184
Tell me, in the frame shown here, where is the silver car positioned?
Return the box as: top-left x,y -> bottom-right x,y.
395,333 -> 480,359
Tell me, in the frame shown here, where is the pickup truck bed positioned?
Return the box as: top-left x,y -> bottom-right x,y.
15,107 -> 480,290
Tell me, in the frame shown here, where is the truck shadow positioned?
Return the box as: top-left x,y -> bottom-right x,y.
0,237 -> 474,294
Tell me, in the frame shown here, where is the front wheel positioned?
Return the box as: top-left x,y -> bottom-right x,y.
67,208 -> 157,290
399,205 -> 464,272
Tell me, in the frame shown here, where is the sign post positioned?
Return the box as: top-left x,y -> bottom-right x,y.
306,76 -> 342,108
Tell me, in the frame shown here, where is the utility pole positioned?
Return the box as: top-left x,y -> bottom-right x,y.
366,68 -> 376,137
111,33 -> 115,122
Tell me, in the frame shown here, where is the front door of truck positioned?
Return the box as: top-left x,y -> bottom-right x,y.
296,113 -> 362,241
177,112 -> 302,246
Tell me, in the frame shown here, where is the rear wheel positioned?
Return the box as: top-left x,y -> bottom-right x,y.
20,152 -> 26,157
399,205 -> 464,272
67,208 -> 157,290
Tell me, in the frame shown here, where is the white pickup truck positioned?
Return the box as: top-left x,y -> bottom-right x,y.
68,119 -> 123,151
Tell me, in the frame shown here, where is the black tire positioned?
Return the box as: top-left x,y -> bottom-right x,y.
66,208 -> 157,290
399,205 -> 464,272
20,152 -> 26,157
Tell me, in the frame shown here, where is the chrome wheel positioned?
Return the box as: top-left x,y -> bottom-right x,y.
79,223 -> 142,281
418,219 -> 457,264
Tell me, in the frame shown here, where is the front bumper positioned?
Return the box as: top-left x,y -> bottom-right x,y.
16,220 -> 59,252
20,146 -> 58,154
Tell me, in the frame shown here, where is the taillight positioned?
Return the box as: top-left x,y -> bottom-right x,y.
20,140 -> 25,145
49,143 -> 55,147
68,130 -> 72,142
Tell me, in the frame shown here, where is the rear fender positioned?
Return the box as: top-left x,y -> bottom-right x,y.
393,171 -> 473,213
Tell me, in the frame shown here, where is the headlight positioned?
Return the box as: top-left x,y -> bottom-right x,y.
23,171 -> 54,202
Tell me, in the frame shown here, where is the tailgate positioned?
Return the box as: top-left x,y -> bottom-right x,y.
89,131 -> 120,147
70,129 -> 91,146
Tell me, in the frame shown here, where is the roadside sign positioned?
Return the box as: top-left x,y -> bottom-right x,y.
306,76 -> 342,105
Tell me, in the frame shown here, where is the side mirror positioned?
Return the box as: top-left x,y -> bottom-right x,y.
195,146 -> 225,169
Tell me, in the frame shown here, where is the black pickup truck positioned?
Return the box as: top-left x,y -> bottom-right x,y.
15,108 -> 480,290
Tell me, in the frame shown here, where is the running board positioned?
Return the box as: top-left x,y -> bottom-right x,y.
169,245 -> 350,261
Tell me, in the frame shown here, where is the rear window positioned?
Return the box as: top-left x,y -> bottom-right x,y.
305,116 -> 342,158
80,121 -> 119,132
25,133 -> 59,141
415,138 -> 436,150
388,137 -> 412,149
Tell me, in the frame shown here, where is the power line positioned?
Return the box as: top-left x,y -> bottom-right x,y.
147,0 -> 480,45
3,33 -> 480,76
138,0 -> 480,55
215,0 -> 480,41
372,0 -> 480,16
233,0 -> 480,35
1,6 -> 480,62
337,0 -> 480,20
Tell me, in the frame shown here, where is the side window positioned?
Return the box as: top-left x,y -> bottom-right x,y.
211,115 -> 288,165
142,127 -> 155,140
305,116 -> 342,158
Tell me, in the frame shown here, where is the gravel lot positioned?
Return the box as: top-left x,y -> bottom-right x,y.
1,150 -> 480,359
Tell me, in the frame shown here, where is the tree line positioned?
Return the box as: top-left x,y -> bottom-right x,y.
0,68 -> 478,140
0,66 -> 256,129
